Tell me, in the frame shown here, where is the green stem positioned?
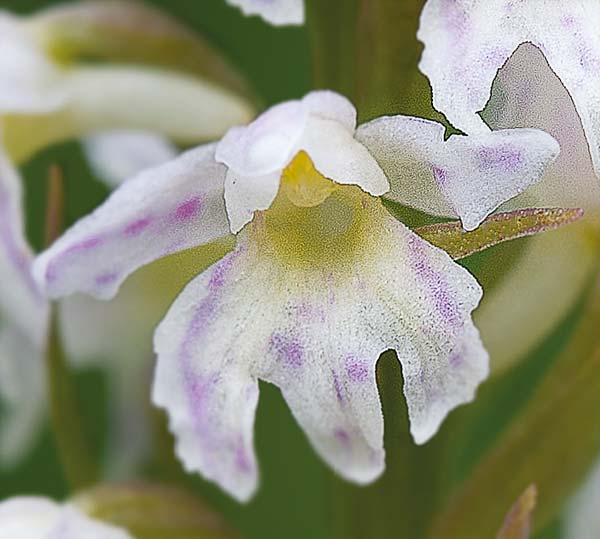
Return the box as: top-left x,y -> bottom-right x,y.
44,166 -> 99,490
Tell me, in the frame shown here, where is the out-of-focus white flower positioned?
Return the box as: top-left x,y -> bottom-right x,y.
226,0 -> 304,26
0,496 -> 132,539
417,0 -> 600,372
565,459 -> 600,539
34,90 -> 559,501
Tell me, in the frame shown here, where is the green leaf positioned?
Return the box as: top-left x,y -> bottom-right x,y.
414,208 -> 584,260
427,270 -> 600,538
74,483 -> 238,539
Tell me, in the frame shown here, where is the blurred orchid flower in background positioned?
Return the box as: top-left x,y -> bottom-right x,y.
565,458 -> 600,539
226,0 -> 304,26
418,0 -> 600,373
0,0 -> 255,473
33,89 -> 560,500
0,496 -> 132,539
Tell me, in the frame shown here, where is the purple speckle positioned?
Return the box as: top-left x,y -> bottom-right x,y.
234,436 -> 253,474
173,197 -> 202,222
478,145 -> 522,172
345,357 -> 369,382
334,428 -> 350,446
95,272 -> 118,285
432,166 -> 448,187
66,237 -> 103,254
270,332 -> 304,368
409,239 -> 460,327
332,370 -> 344,404
124,216 -> 153,236
449,351 -> 463,368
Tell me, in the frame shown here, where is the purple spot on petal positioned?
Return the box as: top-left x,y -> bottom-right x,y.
173,197 -> 203,222
345,356 -> 369,382
334,428 -> 350,446
95,272 -> 118,285
432,166 -> 448,187
449,352 -> 463,368
234,436 -> 253,474
124,216 -> 153,236
478,145 -> 522,172
270,332 -> 304,368
332,370 -> 344,404
66,237 -> 104,254
409,238 -> 460,328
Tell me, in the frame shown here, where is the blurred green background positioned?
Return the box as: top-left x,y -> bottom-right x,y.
0,1 -> 590,538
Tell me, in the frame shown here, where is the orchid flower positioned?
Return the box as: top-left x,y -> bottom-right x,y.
417,0 -> 600,372
0,496 -> 132,539
226,0 -> 304,26
33,90 -> 559,500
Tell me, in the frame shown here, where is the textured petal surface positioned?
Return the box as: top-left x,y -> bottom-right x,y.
226,0 -> 304,26
0,12 -> 65,113
153,189 -> 487,500
356,115 -> 558,230
300,117 -> 389,197
418,0 -> 600,176
82,130 -> 178,188
33,144 -> 231,300
0,497 -> 132,539
216,100 -> 307,177
301,90 -> 357,133
475,44 -> 600,373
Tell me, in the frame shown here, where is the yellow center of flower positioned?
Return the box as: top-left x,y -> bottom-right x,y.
254,151 -> 384,270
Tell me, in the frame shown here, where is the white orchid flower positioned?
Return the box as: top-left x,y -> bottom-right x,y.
565,458 -> 600,539
0,496 -> 132,539
226,0 -> 304,26
417,0 -> 600,372
33,90 -> 558,501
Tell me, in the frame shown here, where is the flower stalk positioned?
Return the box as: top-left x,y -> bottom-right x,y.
44,165 -> 98,490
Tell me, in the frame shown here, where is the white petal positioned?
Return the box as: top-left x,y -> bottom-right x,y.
33,144 -> 231,300
0,325 -> 44,465
153,193 -> 487,500
216,100 -> 307,177
356,115 -> 559,230
0,149 -> 48,340
565,458 -> 600,539
0,497 -> 132,539
82,131 -> 178,188
302,90 -> 357,133
300,116 -> 390,197
0,12 -> 66,113
224,169 -> 281,233
418,0 -> 600,177
226,0 -> 304,26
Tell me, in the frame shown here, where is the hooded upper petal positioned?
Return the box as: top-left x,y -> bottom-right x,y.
356,116 -> 559,230
153,185 -> 488,500
226,0 -> 304,26
82,130 -> 178,189
0,497 -> 132,539
417,0 -> 600,176
216,91 -> 388,233
33,143 -> 232,300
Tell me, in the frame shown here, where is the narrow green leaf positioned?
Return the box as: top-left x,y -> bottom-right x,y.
427,270 -> 600,538
74,483 -> 238,539
415,208 -> 584,260
497,484 -> 537,539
